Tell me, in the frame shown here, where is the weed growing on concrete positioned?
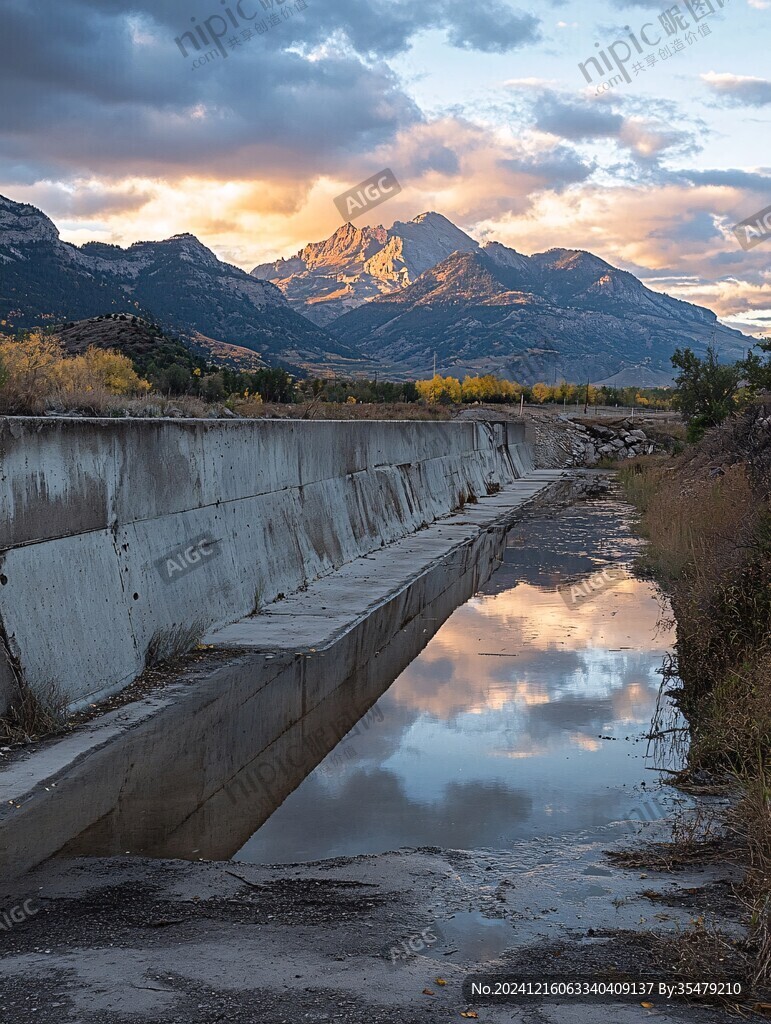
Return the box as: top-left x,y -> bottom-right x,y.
0,681 -> 68,744
145,621 -> 206,669
454,488 -> 478,510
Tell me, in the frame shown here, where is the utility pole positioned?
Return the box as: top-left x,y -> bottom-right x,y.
583,377 -> 590,415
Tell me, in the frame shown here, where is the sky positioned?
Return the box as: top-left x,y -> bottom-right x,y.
1,0 -> 769,335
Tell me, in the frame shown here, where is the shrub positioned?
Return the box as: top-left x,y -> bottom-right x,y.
0,331 -> 64,411
59,346 -> 151,397
0,334 -> 151,412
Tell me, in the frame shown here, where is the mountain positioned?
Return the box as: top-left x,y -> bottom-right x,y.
0,195 -> 360,372
251,212 -> 479,325
328,243 -> 751,383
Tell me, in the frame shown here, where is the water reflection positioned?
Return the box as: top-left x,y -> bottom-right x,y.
237,500 -> 673,864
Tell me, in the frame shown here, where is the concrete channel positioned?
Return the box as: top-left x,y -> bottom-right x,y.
0,416 -> 569,878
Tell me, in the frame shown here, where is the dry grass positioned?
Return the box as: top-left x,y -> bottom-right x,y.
4,395 -> 459,421
656,922 -> 749,1008
256,400 -> 453,421
0,681 -> 68,745
728,770 -> 771,986
620,406 -> 771,986
620,460 -> 758,582
145,622 -> 206,669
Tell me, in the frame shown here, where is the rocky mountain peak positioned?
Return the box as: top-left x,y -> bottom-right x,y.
249,211 -> 480,324
136,232 -> 219,264
0,194 -> 60,246
482,241 -> 531,273
356,211 -> 479,287
301,222 -> 387,271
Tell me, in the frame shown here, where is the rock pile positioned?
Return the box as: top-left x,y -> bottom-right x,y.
528,414 -> 662,468
571,420 -> 656,466
572,471 -> 613,498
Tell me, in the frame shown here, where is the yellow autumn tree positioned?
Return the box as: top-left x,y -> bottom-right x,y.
0,331 -> 64,410
415,375 -> 462,404
462,375 -> 521,403
60,346 -> 151,396
530,382 -> 552,404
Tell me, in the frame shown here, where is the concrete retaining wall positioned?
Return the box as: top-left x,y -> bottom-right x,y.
0,417 -> 531,712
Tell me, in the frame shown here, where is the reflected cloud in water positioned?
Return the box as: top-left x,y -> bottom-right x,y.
237,501 -> 673,864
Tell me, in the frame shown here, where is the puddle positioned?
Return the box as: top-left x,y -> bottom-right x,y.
425,911 -> 514,963
236,498 -> 680,864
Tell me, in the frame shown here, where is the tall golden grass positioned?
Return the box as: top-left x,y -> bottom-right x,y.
621,434 -> 771,987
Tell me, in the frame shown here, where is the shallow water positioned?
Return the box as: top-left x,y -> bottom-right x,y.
236,497 -> 677,865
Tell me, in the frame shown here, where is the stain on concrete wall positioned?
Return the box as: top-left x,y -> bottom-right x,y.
0,418 -> 530,712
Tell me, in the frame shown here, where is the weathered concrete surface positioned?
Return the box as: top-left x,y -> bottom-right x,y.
0,418 -> 531,711
0,472 -> 566,880
0,834 -> 737,1024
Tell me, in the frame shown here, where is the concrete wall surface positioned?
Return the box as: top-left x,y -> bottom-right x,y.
0,417 -> 531,712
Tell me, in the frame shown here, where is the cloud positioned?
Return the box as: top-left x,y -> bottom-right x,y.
0,0 -> 548,189
0,0 -> 766,336
533,96 -> 625,140
503,78 -> 560,89
701,71 -> 771,106
75,0 -> 544,61
683,168 -> 771,191
471,181 -> 771,321
439,0 -> 541,54
529,91 -> 696,160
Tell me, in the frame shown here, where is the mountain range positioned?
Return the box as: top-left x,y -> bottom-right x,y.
329,242 -> 749,383
0,195 -> 360,374
255,212 -> 749,383
0,196 -> 753,384
251,213 -> 479,326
